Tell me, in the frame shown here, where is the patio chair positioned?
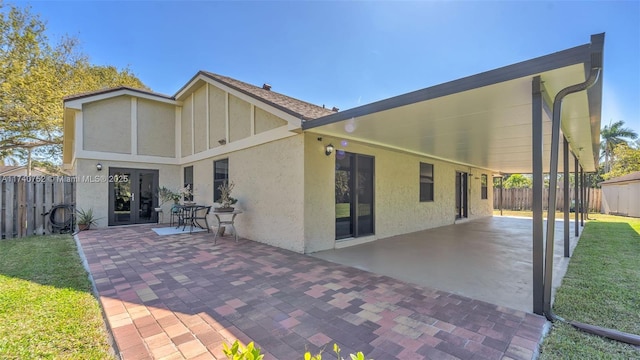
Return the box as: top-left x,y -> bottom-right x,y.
169,204 -> 182,227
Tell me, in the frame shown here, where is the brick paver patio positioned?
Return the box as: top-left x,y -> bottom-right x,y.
76,225 -> 547,360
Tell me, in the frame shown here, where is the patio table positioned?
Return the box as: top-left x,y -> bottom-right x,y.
175,204 -> 210,233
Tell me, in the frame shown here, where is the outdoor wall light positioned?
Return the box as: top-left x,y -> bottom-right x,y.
96,163 -> 103,171
218,139 -> 227,145
325,143 -> 334,156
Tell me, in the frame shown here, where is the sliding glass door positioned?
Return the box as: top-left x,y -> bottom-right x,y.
335,152 -> 374,239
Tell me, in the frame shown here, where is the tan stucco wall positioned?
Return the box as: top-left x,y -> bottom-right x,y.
255,107 -> 287,134
228,95 -> 251,143
303,133 -> 494,253
63,108 -> 76,165
137,98 -> 176,157
181,96 -> 193,156
185,135 -> 305,252
193,85 -> 207,154
74,158 -> 181,228
208,85 -> 226,148
469,172 -> 494,216
83,96 -> 131,153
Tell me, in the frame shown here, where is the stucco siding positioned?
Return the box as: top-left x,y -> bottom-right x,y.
181,95 -> 193,156
186,135 -> 305,252
193,85 -> 207,154
304,137 -> 336,252
63,108 -> 76,165
255,107 -> 287,134
83,96 -> 131,154
303,133 -> 493,253
208,84 -> 226,148
74,158 -> 181,228
229,95 -> 251,143
137,98 -> 176,157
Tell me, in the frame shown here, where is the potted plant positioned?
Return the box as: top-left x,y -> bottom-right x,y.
178,185 -> 194,204
157,186 -> 177,208
76,208 -> 100,231
216,181 -> 237,212
157,185 -> 193,206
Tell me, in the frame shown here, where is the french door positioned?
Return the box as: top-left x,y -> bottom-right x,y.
108,168 -> 159,225
335,152 -> 375,239
455,171 -> 468,219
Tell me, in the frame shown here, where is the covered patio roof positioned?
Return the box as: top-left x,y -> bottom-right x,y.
304,34 -> 604,174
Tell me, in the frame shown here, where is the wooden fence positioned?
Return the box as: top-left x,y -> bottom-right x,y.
493,187 -> 601,212
1,176 -> 76,239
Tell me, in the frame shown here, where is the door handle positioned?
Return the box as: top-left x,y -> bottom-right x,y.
132,193 -> 135,202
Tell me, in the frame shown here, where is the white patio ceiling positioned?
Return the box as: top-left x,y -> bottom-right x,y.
304,35 -> 604,174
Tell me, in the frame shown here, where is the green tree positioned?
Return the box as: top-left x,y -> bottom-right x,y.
600,120 -> 638,172
603,144 -> 640,180
0,4 -> 146,173
502,174 -> 532,189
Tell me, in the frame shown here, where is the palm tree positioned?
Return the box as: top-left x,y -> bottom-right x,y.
600,120 -> 638,172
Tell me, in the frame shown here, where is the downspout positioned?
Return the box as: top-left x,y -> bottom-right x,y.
544,60 -> 601,322
542,58 -> 640,346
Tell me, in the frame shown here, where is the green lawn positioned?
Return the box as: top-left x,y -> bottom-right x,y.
539,214 -> 640,359
0,235 -> 113,359
493,209 -> 579,218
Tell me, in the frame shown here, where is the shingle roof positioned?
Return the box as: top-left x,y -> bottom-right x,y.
0,166 -> 20,175
64,72 -> 337,121
200,71 -> 336,121
600,171 -> 640,185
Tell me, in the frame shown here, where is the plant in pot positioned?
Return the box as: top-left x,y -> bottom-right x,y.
216,181 -> 237,212
157,186 -> 178,208
76,208 -> 100,231
178,185 -> 194,204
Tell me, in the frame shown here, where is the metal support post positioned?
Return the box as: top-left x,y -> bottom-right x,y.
574,155 -> 579,237
581,167 -> 585,227
531,76 -> 544,315
500,176 -> 503,216
563,138 -> 570,257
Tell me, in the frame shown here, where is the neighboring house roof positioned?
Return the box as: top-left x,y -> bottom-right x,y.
0,166 -> 20,175
193,71 -> 337,121
600,171 -> 640,185
0,165 -> 67,176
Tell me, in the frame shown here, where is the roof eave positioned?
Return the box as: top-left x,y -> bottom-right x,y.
303,40 -> 596,131
64,87 -> 179,110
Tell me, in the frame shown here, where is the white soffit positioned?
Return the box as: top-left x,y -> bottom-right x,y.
307,55 -> 600,174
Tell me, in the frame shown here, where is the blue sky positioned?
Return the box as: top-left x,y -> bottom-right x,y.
25,1 -> 640,134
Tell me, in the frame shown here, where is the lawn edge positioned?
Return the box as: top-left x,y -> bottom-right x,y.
74,233 -> 121,360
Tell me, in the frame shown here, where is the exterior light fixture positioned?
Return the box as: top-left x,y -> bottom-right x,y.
325,144 -> 334,156
96,163 -> 103,171
218,139 -> 227,145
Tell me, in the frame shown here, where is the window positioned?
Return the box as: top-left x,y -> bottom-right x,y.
420,162 -> 434,202
481,174 -> 488,199
183,166 -> 193,201
213,159 -> 229,202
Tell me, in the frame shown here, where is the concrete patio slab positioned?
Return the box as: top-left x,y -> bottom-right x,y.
313,216 -> 579,313
76,224 -> 548,360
